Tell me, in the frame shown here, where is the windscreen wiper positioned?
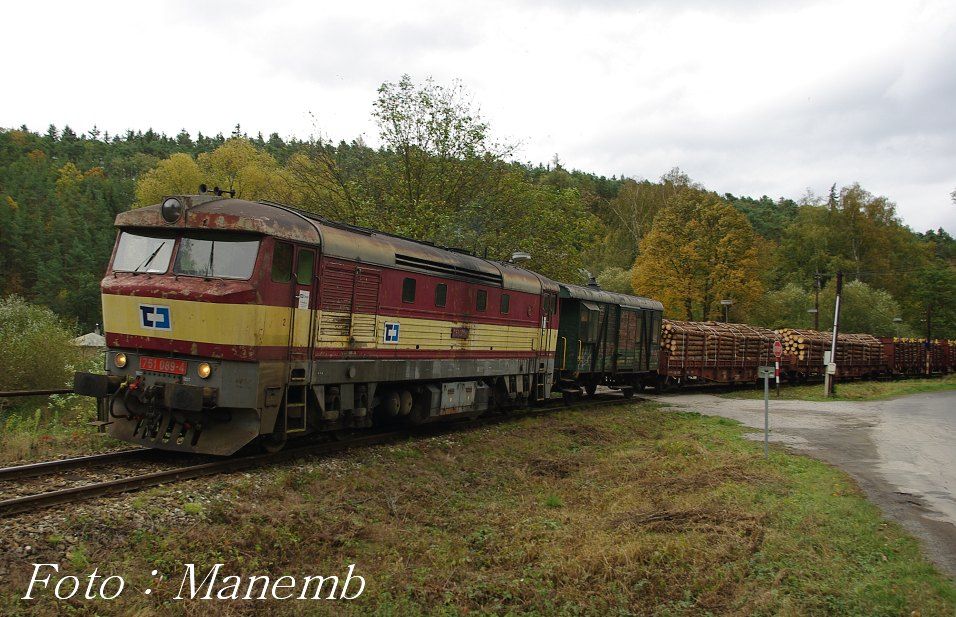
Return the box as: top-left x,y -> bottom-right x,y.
206,240 -> 215,277
133,241 -> 166,274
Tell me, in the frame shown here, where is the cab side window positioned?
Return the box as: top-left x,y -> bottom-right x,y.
402,277 -> 417,303
477,289 -> 487,311
296,249 -> 314,284
272,241 -> 293,283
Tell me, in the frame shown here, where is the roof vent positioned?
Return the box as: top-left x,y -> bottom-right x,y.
509,251 -> 531,264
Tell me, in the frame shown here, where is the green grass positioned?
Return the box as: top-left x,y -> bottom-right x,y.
2,403 -> 953,616
0,395 -> 125,463
721,374 -> 956,402
0,352 -> 125,463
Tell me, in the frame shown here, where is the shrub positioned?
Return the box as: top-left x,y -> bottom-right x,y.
0,295 -> 82,391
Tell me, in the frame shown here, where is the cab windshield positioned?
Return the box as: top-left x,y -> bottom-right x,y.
112,231 -> 176,273
173,232 -> 260,280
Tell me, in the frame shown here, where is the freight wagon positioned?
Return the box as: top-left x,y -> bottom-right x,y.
553,282 -> 663,400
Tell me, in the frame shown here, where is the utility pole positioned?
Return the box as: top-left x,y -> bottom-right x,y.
925,305 -> 932,376
824,271 -> 843,397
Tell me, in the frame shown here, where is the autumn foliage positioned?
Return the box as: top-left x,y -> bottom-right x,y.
632,191 -> 763,321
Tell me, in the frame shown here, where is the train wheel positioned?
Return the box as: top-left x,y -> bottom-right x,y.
493,379 -> 510,413
260,431 -> 287,454
584,382 -> 597,398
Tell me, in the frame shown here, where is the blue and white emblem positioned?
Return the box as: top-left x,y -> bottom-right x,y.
139,304 -> 171,331
383,322 -> 400,344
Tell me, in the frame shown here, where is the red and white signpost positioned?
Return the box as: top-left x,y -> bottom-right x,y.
772,340 -> 783,396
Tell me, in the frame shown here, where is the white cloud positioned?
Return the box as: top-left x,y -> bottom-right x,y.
1,0 -> 953,230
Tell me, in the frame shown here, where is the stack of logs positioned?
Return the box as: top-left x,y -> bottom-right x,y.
891,338 -> 955,373
661,320 -> 777,366
838,333 -> 884,367
774,329 -> 828,365
775,329 -> 882,367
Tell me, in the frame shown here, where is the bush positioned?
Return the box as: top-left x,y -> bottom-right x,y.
596,267 -> 634,294
0,295 -> 82,391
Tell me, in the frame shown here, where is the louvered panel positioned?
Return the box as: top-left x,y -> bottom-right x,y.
350,271 -> 380,344
319,264 -> 354,338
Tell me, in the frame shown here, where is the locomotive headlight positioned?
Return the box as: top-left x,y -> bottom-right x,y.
197,362 -> 212,379
113,352 -> 127,368
161,197 -> 183,223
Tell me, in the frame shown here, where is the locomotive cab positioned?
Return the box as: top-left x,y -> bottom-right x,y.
73,195 -> 326,455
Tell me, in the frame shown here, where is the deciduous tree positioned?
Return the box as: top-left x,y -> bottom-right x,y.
632,191 -> 763,320
134,153 -> 202,206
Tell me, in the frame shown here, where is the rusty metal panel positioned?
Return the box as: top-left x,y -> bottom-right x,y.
318,262 -> 355,340
559,282 -> 663,311
117,198 -> 322,245
350,269 -> 380,345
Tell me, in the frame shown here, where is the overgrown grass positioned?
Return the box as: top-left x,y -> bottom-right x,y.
721,374 -> 956,401
3,403 -> 953,615
0,393 -> 124,463
0,349 -> 125,463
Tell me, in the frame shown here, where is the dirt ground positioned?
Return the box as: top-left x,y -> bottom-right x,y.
646,390 -> 956,578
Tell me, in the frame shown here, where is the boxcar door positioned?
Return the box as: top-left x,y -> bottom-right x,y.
634,309 -> 646,371
577,301 -> 601,373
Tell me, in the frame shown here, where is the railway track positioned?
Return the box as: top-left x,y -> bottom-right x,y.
0,449 -> 150,481
0,393 -> 638,518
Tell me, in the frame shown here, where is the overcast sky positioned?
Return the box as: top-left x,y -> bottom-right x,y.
3,0 -> 954,232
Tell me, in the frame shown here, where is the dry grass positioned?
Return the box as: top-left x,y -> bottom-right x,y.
723,374 -> 956,402
2,403 -> 954,616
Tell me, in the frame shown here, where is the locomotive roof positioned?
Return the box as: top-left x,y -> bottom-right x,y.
559,282 -> 664,311
116,195 -> 553,294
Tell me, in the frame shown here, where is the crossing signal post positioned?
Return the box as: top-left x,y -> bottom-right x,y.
824,271 -> 843,397
772,340 -> 782,397
758,365 -> 774,458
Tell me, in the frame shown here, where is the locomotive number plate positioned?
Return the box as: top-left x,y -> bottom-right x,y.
139,356 -> 188,375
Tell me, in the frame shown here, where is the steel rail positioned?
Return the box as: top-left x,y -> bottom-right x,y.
0,393 -> 638,518
0,449 -> 150,481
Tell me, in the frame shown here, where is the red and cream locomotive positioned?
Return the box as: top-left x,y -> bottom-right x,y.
74,193 -> 664,454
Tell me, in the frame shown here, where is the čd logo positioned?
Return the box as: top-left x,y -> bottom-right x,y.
139,304 -> 171,331
384,322 -> 400,343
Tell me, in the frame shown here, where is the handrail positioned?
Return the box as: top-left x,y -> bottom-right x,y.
0,389 -> 73,398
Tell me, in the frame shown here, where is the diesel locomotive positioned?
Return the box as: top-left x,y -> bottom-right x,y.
73,193 -> 664,455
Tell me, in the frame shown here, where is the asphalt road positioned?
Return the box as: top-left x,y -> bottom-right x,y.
645,390 -> 956,578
